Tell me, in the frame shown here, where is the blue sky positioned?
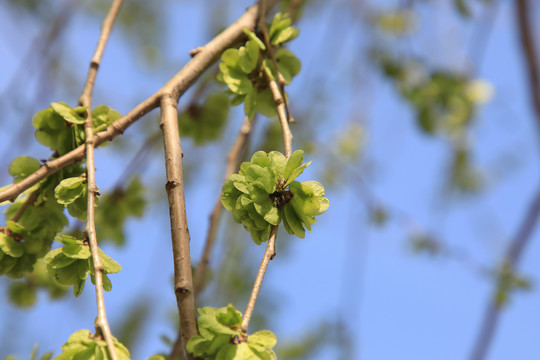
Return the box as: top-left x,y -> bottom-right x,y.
0,1 -> 539,359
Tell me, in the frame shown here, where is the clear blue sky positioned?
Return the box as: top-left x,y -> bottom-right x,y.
0,1 -> 538,359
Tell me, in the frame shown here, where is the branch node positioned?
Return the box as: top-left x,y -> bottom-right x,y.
189,47 -> 204,57
175,286 -> 191,295
165,180 -> 179,190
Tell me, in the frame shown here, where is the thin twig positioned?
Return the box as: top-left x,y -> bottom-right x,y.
78,0 -> 123,106
516,0 -> 540,137
0,0 -> 279,204
10,188 -> 40,223
241,225 -> 278,332
469,1 -> 540,359
258,0 -> 293,122
469,185 -> 540,360
0,95 -> 159,203
240,78 -> 291,331
160,95 -> 198,360
267,78 -> 293,158
194,116 -> 254,296
78,1 -> 123,358
242,0 -> 295,330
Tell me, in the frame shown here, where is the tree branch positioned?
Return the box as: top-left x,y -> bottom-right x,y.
0,0 -> 279,204
239,78 -> 290,331
469,185 -> 540,360
469,1 -> 540,359
78,1 -> 123,358
160,95 -> 198,360
258,0 -> 294,123
516,0 -> 540,137
242,0 -> 295,330
241,225 -> 278,332
194,116 -> 254,296
9,188 -> 40,223
267,78 -> 293,158
78,0 -> 123,106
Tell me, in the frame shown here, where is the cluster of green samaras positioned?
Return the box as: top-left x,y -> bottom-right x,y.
218,12 -> 300,119
54,330 -> 130,360
33,102 -> 121,155
222,150 -> 329,244
44,234 -> 120,297
374,52 -> 490,136
178,93 -> 231,145
187,305 -> 277,360
0,102 -> 130,298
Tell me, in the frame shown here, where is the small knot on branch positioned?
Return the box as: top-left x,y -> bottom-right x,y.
274,98 -> 284,106
189,47 -> 204,57
175,286 -> 192,295
165,180 -> 179,190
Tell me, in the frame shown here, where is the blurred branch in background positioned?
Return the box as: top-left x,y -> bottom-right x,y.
469,1 -> 540,359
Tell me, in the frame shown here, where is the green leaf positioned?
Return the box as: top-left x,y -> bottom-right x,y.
284,150 -> 304,180
244,90 -> 257,120
50,260 -> 89,285
33,106 -> 75,155
234,342 -> 260,360
47,252 -> 77,270
102,273 -> 112,291
245,165 -> 275,194
216,343 -> 237,360
302,181 -> 325,197
73,278 -> 86,297
222,180 -> 242,211
274,49 -> 301,84
269,13 -> 295,45
147,356 -> 168,360
179,93 -> 230,145
0,233 -> 23,258
284,150 -> 312,185
56,234 -> 81,246
249,226 -> 271,245
8,281 -> 36,307
271,25 -> 299,46
0,254 -> 17,275
284,204 -> 305,238
67,191 -> 89,221
238,40 -> 260,73
62,244 -> 91,259
43,248 -> 63,264
242,28 -> 266,50
221,65 -> 254,95
230,93 -> 246,106
198,309 -> 242,337
6,221 -> 27,236
222,48 -> 240,67
51,102 -> 86,124
98,248 -> 121,274
284,161 -> 311,186
92,105 -> 122,132
250,151 -> 270,168
317,197 -> 330,215
248,330 -> 277,349
54,177 -> 86,205
232,179 -> 250,194
268,151 -> 287,178
186,336 -> 209,355
217,304 -> 242,327
9,156 -> 41,183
